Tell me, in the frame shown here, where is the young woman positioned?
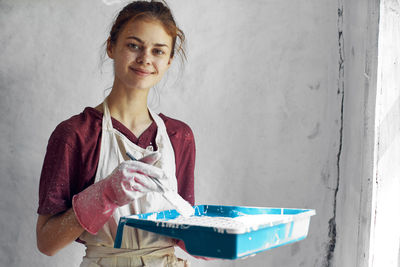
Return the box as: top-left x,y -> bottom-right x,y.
36,1 -> 195,266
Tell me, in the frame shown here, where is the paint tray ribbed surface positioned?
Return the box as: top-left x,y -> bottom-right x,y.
114,205 -> 315,259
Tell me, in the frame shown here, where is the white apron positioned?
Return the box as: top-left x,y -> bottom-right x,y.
79,100 -> 188,267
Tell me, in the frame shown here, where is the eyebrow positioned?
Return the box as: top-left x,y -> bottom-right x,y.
127,36 -> 169,48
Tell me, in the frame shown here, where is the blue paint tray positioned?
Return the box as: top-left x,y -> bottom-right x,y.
114,205 -> 315,259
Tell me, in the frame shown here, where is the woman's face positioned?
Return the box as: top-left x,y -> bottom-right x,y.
107,19 -> 173,91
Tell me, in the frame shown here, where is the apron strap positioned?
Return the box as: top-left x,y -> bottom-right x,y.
102,99 -> 124,163
102,99 -> 114,130
148,109 -> 166,131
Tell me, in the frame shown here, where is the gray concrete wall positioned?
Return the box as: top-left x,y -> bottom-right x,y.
334,0 -> 400,266
0,0 -> 381,266
334,0 -> 381,266
369,0 -> 400,266
162,1 -> 340,266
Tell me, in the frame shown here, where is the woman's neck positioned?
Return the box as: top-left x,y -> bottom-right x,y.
104,83 -> 153,137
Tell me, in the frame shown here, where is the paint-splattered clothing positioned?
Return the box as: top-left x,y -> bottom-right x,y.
37,107 -> 195,215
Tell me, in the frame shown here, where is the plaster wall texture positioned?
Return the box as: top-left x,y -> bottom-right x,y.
369,0 -> 400,266
0,0 -> 363,266
334,0 -> 381,266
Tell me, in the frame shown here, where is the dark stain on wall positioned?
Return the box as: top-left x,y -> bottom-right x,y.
324,2 -> 345,267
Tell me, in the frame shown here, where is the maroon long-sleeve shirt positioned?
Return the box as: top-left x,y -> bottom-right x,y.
37,107 -> 195,215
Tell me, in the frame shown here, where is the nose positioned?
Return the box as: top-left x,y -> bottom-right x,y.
136,49 -> 151,65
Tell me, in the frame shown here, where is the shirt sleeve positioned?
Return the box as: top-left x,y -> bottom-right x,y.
175,126 -> 196,206
37,125 -> 81,215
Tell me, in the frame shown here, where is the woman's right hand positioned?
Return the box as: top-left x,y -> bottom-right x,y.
72,153 -> 164,235
102,159 -> 165,205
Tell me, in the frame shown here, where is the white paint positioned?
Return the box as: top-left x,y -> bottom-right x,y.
290,217 -> 311,240
160,188 -> 195,217
151,214 -> 293,234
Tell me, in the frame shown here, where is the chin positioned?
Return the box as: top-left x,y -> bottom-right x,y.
128,82 -> 154,91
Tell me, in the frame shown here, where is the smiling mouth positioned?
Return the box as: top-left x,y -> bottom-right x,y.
130,67 -> 154,76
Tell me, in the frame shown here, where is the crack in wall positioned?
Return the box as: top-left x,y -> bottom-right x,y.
324,2 -> 345,267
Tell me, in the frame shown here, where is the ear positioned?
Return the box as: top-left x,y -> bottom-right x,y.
106,38 -> 114,59
167,56 -> 173,68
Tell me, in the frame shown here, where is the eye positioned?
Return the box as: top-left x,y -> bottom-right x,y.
128,43 -> 140,50
153,49 -> 165,56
